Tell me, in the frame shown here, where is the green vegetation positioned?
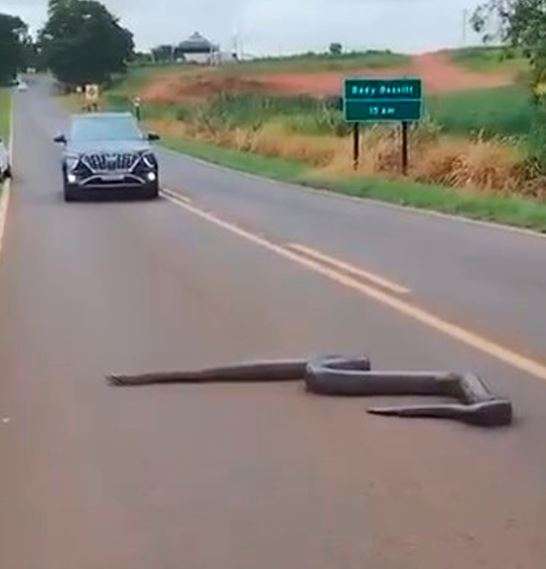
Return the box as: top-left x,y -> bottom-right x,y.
450,46 -> 529,74
109,85 -> 535,139
40,0 -> 134,86
186,93 -> 349,136
472,1 -> 545,93
130,50 -> 408,75
236,50 -> 409,74
0,13 -> 30,85
162,135 -> 307,181
161,134 -> 546,232
528,105 -> 546,169
0,88 -> 11,141
97,53 -> 546,232
427,85 -> 534,136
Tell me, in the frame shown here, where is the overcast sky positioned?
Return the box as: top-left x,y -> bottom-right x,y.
0,0 -> 483,55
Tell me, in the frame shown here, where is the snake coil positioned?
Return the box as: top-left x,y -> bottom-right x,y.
108,355 -> 512,427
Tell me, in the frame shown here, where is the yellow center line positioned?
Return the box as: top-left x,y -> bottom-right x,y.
162,188 -> 192,204
162,191 -> 546,382
288,243 -> 410,295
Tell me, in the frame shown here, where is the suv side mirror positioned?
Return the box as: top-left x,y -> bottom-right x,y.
54,134 -> 67,144
147,132 -> 160,141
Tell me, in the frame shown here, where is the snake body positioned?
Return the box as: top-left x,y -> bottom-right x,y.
108,355 -> 512,427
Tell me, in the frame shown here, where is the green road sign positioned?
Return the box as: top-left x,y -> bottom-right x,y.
343,78 -> 423,122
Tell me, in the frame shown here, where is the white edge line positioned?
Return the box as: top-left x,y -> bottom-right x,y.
0,180 -> 11,255
158,145 -> 546,242
163,191 -> 546,382
8,89 -> 14,162
288,243 -> 411,295
1,91 -> 14,258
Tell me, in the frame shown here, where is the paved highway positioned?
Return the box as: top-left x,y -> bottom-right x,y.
1,78 -> 545,569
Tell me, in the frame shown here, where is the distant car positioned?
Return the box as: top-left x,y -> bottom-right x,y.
0,138 -> 10,180
17,82 -> 28,92
54,113 -> 160,201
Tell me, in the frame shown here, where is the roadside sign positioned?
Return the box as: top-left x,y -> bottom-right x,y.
85,84 -> 100,103
343,78 -> 422,122
342,77 -> 423,174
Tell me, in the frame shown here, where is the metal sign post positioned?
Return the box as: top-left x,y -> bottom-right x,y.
343,78 -> 423,174
353,122 -> 360,171
133,96 -> 142,121
402,121 -> 409,176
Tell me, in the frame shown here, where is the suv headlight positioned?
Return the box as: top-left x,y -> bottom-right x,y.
65,153 -> 80,172
141,151 -> 157,169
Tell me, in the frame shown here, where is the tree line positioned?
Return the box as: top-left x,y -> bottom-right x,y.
1,0 -> 545,105
1,0 -> 133,87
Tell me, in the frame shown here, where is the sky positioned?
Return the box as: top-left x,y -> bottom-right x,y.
0,0 -> 483,55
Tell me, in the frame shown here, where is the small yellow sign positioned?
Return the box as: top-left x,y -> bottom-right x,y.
85,84 -> 100,103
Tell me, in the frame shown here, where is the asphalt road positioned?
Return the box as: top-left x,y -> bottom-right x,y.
1,78 -> 545,569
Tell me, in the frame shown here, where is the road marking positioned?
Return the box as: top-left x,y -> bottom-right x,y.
161,188 -> 192,204
288,243 -> 410,295
163,191 -> 546,382
0,94 -> 14,261
158,146 -> 546,241
0,180 -> 11,259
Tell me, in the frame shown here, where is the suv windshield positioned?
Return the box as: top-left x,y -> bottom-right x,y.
71,116 -> 142,142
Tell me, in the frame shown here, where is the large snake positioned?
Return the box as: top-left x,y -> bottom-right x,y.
108,355 -> 513,427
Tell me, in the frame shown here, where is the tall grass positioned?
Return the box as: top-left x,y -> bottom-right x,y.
130,86 -> 536,139
427,86 -> 534,136
450,46 -> 529,74
240,50 -> 410,73
159,131 -> 546,232
149,110 -> 532,197
0,89 -> 11,142
183,93 -> 350,137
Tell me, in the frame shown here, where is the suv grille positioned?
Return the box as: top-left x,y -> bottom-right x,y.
84,153 -> 139,172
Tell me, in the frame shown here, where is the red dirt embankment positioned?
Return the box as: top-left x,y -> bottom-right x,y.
140,52 -> 516,104
411,52 -> 514,93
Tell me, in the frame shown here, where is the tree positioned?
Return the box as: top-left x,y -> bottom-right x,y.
151,45 -> 174,63
329,42 -> 343,56
39,0 -> 134,86
0,14 -> 29,85
473,1 -> 546,170
472,1 -> 546,94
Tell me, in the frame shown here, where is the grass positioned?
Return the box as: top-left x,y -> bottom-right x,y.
427,85 -> 534,136
162,135 -> 308,181
0,88 -> 12,142
128,50 -> 409,76
108,60 -> 536,139
450,46 -> 529,74
232,50 -> 410,73
160,134 -> 546,233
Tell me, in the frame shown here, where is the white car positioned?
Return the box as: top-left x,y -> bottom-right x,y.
17,81 -> 28,92
0,138 -> 11,180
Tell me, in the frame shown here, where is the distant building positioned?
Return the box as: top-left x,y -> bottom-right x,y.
175,32 -> 220,65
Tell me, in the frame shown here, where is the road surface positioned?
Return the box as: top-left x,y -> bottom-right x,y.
1,78 -> 545,569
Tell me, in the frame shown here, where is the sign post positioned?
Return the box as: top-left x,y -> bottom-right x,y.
353,122 -> 360,171
343,78 -> 423,174
133,96 -> 142,121
402,121 -> 409,176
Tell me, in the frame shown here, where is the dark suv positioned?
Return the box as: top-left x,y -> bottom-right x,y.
54,113 -> 160,201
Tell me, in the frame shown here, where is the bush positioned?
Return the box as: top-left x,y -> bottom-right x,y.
528,105 -> 546,173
